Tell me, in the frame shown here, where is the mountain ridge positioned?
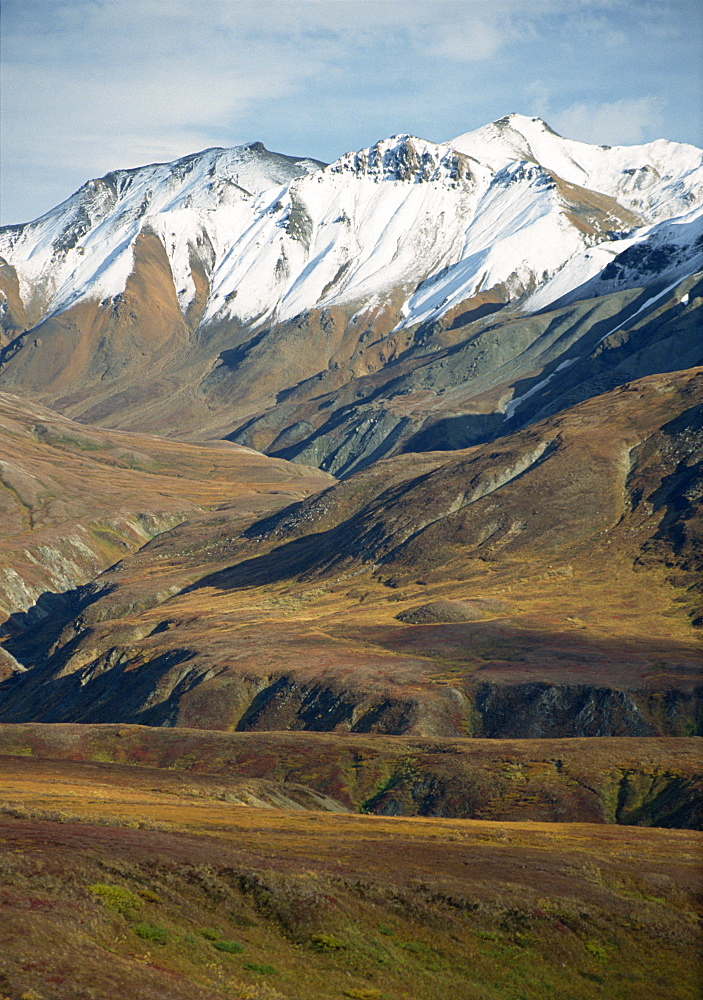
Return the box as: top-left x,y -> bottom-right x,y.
4,114 -> 701,336
1,113 -> 701,476
1,367 -> 699,737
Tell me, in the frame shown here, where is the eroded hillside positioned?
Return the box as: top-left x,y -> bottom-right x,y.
1,369 -> 699,737
0,391 -> 331,677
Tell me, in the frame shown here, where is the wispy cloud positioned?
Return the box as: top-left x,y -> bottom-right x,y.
426,13 -> 506,62
1,0 -> 701,224
551,97 -> 666,146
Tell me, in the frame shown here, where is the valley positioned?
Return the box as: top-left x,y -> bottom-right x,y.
0,114 -> 700,999
1,368 -> 699,739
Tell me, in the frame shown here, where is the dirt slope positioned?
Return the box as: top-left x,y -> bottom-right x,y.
0,389 -> 331,637
1,369 -> 700,736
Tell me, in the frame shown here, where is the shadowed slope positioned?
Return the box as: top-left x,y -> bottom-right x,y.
0,390 -> 332,636
1,369 -> 699,736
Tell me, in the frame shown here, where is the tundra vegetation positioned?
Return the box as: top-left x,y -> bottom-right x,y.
0,729 -> 700,998
0,118 -> 701,998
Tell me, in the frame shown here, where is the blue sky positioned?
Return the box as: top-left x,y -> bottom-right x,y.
1,0 -> 702,225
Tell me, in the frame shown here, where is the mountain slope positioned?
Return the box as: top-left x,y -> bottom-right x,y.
1,368 -> 699,736
1,803 -> 699,1000
1,724 -> 700,826
0,116 -> 701,472
0,391 -> 331,665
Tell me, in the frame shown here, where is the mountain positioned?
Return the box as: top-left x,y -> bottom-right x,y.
1,367 -> 699,736
0,116 -> 700,734
1,117 -> 701,1000
1,115 -> 701,475
0,389 -> 331,681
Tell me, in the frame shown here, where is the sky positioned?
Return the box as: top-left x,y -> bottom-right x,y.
1,0 -> 702,226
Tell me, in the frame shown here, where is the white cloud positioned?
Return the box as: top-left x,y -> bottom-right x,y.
525,81 -> 552,119
428,15 -> 505,62
550,97 -> 666,145
1,0 -> 700,223
2,1 -> 333,201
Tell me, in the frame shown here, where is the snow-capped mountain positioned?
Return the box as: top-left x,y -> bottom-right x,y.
0,114 -> 701,474
0,143 -> 323,328
451,115 -> 703,222
3,114 -> 702,336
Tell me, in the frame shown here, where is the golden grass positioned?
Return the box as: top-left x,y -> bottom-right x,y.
0,750 -> 700,1000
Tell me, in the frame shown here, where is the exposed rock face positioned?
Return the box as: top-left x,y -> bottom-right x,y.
472,683 -> 697,738
0,117 -> 701,475
1,369 -> 699,737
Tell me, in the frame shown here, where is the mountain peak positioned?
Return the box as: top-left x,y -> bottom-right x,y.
496,112 -> 553,129
1,113 -> 701,391
326,133 -> 475,187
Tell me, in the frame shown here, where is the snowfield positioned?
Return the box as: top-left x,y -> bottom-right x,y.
2,114 -> 702,336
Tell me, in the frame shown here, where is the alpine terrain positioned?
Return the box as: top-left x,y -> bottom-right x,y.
0,114 -> 700,1000
1,114 -> 701,472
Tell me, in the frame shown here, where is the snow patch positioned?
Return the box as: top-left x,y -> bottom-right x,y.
504,359 -> 578,420
1,118 -> 701,339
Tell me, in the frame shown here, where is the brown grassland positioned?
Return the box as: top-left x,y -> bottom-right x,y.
0,372 -> 700,998
4,370 -> 701,738
0,748 -> 701,1000
0,389 -> 331,636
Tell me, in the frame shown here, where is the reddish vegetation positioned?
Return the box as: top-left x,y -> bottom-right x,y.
0,725 -> 700,827
0,797 -> 701,999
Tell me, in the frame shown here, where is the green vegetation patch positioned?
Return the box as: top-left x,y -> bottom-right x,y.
137,887 -> 161,903
133,922 -> 169,945
243,961 -> 278,975
310,932 -> 346,952
88,883 -> 142,918
200,928 -> 221,941
360,757 -> 418,813
397,940 -> 433,953
584,940 -> 608,961
212,939 -> 244,954
33,427 -> 105,451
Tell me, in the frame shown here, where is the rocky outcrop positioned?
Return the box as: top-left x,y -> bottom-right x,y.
1,370 -> 699,738
471,682 -> 700,738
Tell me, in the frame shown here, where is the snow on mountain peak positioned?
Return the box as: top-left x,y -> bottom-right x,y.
0,143 -> 324,320
326,134 -> 477,188
1,116 -> 701,341
450,115 -> 703,224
